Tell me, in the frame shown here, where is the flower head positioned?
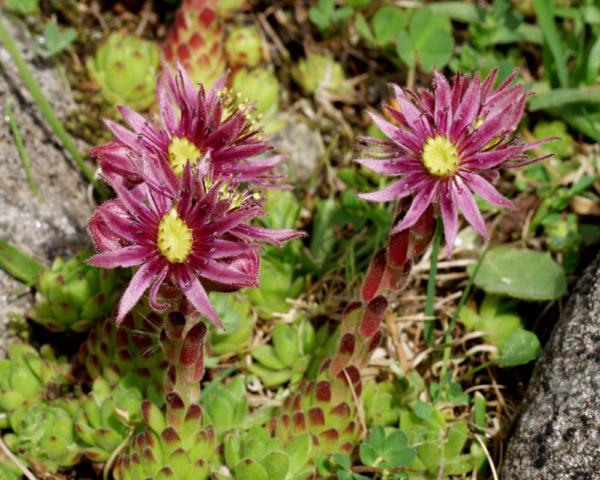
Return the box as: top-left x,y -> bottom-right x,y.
91,64 -> 282,190
358,69 -> 550,253
88,163 -> 302,327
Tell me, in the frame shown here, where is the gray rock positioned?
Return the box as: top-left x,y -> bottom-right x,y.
502,253 -> 600,480
272,114 -> 324,183
0,19 -> 93,350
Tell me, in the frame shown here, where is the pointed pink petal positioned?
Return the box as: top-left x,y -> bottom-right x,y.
157,74 -> 178,133
451,74 -> 482,141
103,119 -> 138,149
117,261 -> 160,322
117,105 -> 148,133
452,180 -> 488,239
355,157 -> 422,176
233,224 -> 306,246
148,265 -> 170,311
392,182 -> 438,233
368,112 -> 420,151
88,246 -> 150,268
199,260 -> 256,288
439,182 -> 458,256
461,172 -> 515,210
359,174 -> 423,202
176,268 -> 222,328
433,70 -> 452,134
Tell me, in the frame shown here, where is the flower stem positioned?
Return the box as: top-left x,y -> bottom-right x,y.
160,313 -> 207,407
423,217 -> 443,346
439,248 -> 488,380
0,16 -> 108,199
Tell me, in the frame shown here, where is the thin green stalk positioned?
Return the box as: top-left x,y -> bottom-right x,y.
5,104 -> 39,198
439,247 -> 489,379
0,16 -> 108,199
423,217 -> 443,346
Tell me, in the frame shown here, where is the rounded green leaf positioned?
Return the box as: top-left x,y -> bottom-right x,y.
497,329 -> 542,367
235,459 -> 269,480
468,247 -> 567,301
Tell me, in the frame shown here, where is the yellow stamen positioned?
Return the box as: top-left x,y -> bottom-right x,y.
157,209 -> 193,263
422,135 -> 460,177
168,137 -> 201,176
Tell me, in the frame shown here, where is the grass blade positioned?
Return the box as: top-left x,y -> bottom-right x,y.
0,238 -> 44,286
5,104 -> 40,198
528,87 -> 600,111
533,0 -> 569,87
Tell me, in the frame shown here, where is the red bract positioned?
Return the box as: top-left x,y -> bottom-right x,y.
88,164 -> 302,327
358,69 -> 551,253
92,64 -> 282,190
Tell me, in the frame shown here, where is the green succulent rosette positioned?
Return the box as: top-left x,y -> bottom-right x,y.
248,318 -> 317,388
208,292 -> 255,357
68,376 -> 143,462
291,53 -> 352,97
225,26 -> 263,68
4,401 -> 81,474
113,394 -> 217,480
216,426 -> 314,480
78,304 -> 167,405
231,67 -> 283,132
247,256 -> 304,319
87,32 -> 159,111
31,252 -> 123,332
0,343 -> 71,428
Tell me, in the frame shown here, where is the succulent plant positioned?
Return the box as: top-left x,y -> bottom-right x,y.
30,252 -> 123,332
208,292 -> 255,357
217,426 -> 314,480
231,67 -> 282,131
78,305 -> 167,405
361,379 -> 406,427
113,393 -> 217,480
69,376 -> 143,462
292,53 -> 353,97
399,406 -> 485,478
247,256 -> 304,319
87,32 -> 160,111
248,318 -> 317,388
268,297 -> 386,462
225,26 -> 263,68
200,376 -> 249,438
0,343 -> 71,428
4,401 -> 81,473
216,0 -> 247,18
163,0 -> 225,88
459,295 -> 522,352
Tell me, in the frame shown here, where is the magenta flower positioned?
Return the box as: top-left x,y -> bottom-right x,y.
91,64 -> 282,190
358,69 -> 550,253
88,164 -> 302,327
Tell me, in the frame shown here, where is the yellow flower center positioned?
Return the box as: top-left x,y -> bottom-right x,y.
422,135 -> 460,177
168,137 -> 201,176
157,209 -> 193,263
